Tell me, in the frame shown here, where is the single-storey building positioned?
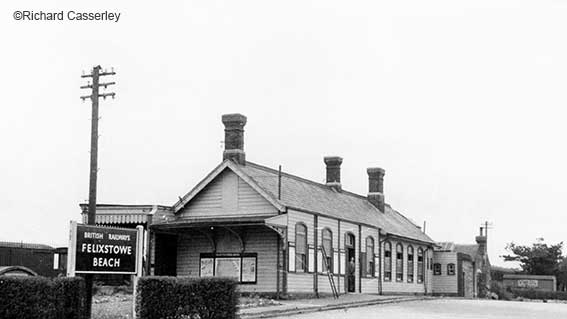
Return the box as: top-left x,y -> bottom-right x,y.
503,274 -> 556,292
432,228 -> 491,297
81,113 -> 439,296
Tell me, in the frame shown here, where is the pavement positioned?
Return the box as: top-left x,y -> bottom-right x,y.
238,294 -> 429,319
264,298 -> 567,319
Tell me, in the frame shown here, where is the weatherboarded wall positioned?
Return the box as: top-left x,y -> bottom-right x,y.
432,251 -> 458,295
286,209 -> 315,293
360,225 -> 379,293
177,170 -> 278,219
176,226 -> 278,293
381,239 -> 428,294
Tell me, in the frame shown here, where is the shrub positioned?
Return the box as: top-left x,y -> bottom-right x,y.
511,288 -> 567,301
136,276 -> 238,319
0,276 -> 86,319
489,281 -> 514,300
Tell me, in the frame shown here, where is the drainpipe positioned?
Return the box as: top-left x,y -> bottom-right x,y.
276,234 -> 280,298
314,215 -> 319,297
424,247 -> 430,295
283,228 -> 288,295
358,225 -> 362,293
337,221 -> 341,294
378,233 -> 387,295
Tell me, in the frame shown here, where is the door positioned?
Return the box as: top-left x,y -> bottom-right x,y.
345,233 -> 356,292
154,233 -> 178,276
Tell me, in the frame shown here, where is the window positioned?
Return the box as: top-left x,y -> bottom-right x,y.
345,234 -> 354,247
433,263 -> 442,275
200,253 -> 257,283
53,253 -> 60,270
384,241 -> 392,281
322,228 -> 333,272
417,248 -> 424,283
366,237 -> 375,277
295,223 -> 308,272
407,245 -> 414,283
396,243 -> 404,281
447,263 -> 456,275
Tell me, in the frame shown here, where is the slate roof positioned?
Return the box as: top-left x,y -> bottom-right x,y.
435,242 -> 456,251
239,161 -> 435,244
454,244 -> 480,259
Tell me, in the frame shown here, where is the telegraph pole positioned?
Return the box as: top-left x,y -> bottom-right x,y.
481,221 -> 493,239
80,65 -> 116,318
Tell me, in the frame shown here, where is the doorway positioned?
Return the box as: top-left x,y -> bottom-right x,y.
345,233 -> 356,292
154,233 -> 178,276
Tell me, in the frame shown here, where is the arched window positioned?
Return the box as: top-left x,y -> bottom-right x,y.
417,248 -> 424,283
396,243 -> 404,281
407,245 -> 414,283
447,263 -> 456,275
295,223 -> 308,272
384,241 -> 392,281
433,263 -> 442,276
366,237 -> 375,277
322,228 -> 332,272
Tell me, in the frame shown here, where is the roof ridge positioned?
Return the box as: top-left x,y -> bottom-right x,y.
244,161 -> 370,201
0,241 -> 54,249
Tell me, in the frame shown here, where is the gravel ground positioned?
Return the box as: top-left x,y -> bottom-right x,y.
272,299 -> 567,319
92,295 -> 133,319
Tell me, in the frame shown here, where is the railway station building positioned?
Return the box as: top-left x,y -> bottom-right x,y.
83,113 -> 440,296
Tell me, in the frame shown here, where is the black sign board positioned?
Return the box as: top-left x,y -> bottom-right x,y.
74,224 -> 138,274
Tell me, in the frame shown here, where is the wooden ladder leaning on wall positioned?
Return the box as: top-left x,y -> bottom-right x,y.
321,246 -> 339,299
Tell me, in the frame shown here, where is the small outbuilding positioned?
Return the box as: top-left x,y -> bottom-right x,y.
503,274 -> 556,292
432,228 -> 491,297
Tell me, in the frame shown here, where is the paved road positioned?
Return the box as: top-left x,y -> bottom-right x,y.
272,299 -> 567,319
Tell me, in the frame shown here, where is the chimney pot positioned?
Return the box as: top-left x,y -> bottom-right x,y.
367,167 -> 385,212
324,156 -> 343,191
222,113 -> 247,165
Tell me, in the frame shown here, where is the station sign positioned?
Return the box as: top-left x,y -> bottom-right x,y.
68,222 -> 141,274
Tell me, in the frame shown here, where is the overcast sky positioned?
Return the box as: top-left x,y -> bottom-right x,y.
1,1 -> 566,267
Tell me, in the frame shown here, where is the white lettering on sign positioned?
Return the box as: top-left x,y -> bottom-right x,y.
108,234 -> 131,241
518,279 -> 538,288
93,257 -> 121,267
81,243 -> 133,255
84,232 -> 104,239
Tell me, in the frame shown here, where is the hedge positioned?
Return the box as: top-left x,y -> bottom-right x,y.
136,276 -> 238,319
0,276 -> 86,319
511,288 -> 567,301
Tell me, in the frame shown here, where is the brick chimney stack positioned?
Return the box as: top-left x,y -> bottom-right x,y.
324,156 -> 343,191
367,167 -> 385,213
476,227 -> 487,256
222,113 -> 247,165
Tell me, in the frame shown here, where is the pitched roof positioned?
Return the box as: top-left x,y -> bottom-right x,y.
454,244 -> 480,258
239,161 -> 435,244
503,274 -> 556,280
0,241 -> 54,250
435,242 -> 456,251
